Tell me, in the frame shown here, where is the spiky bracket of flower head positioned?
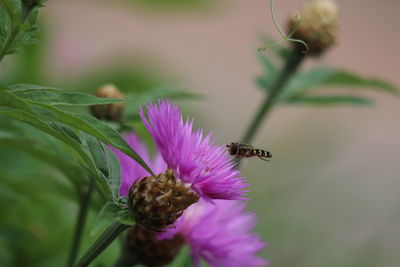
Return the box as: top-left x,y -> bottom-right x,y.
288,0 -> 338,56
128,168 -> 199,232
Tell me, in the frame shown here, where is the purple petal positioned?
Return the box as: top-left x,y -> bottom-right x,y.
160,200 -> 268,267
139,99 -> 247,200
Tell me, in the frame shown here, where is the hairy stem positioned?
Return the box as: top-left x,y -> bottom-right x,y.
73,222 -> 129,267
67,179 -> 95,267
241,49 -> 305,149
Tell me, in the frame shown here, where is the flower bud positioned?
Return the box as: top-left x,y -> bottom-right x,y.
90,84 -> 125,121
288,0 -> 338,56
122,224 -> 185,266
128,168 -> 199,232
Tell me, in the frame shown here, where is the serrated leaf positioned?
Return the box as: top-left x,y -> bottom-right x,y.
284,95 -> 373,106
14,90 -> 123,106
282,67 -> 398,99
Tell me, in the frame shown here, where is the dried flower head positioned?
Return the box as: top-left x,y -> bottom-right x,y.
128,169 -> 199,231
159,200 -> 268,267
111,100 -> 246,231
90,84 -> 125,121
288,0 -> 338,55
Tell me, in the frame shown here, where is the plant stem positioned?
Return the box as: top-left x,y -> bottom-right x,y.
73,222 -> 129,267
67,179 -> 95,267
241,49 -> 305,145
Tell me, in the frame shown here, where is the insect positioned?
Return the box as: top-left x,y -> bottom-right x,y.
226,142 -> 272,162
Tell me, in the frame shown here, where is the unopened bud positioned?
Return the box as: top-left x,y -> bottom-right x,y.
128,168 -> 199,232
122,225 -> 185,266
90,84 -> 125,121
288,0 -> 338,56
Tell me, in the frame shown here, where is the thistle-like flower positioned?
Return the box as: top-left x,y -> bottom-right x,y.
111,100 -> 246,231
112,132 -> 265,266
288,0 -> 338,55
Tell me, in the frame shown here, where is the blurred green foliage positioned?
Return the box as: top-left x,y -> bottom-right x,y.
256,36 -> 397,107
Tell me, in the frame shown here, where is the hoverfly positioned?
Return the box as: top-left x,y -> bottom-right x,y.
226,142 -> 272,162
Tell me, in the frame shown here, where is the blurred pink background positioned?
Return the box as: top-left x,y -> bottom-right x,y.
29,0 -> 400,265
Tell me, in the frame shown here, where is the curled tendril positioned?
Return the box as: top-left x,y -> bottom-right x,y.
258,0 -> 309,54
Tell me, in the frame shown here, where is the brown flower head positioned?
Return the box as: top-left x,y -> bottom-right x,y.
90,84 -> 125,121
288,0 -> 338,56
128,168 -> 199,232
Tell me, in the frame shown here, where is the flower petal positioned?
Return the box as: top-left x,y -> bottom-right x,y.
139,99 -> 247,200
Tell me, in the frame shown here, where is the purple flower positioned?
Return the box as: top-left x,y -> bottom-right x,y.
139,99 -> 247,200
159,200 -> 268,267
112,131 -> 267,265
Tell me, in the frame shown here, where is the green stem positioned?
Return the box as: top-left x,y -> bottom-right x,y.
67,179 -> 95,267
73,222 -> 129,267
241,49 -> 305,145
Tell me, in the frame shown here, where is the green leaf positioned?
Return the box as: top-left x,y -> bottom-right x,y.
103,146 -> 122,201
321,69 -> 398,94
84,134 -> 121,201
14,90 -> 123,106
0,7 -> 10,46
0,1 -> 43,61
115,209 -> 135,226
90,202 -> 120,236
26,101 -> 154,176
0,130 -> 84,190
255,53 -> 278,93
0,108 -> 101,182
284,95 -> 373,106
283,67 -> 398,98
7,83 -> 63,92
0,90 -> 36,113
257,53 -> 277,77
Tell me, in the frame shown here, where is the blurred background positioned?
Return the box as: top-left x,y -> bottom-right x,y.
0,0 -> 399,266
